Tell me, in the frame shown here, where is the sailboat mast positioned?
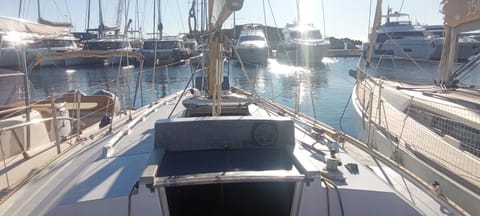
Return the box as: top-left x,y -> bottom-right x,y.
37,0 -> 41,21
153,0 -> 156,38
115,0 -> 124,36
86,0 -> 91,32
206,0 -> 244,102
98,0 -> 104,36
18,0 -> 22,18
158,0 -> 163,40
366,0 -> 382,65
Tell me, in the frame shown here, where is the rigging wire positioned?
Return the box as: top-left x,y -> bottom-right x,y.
338,92 -> 352,132
266,0 -> 294,65
176,0 -> 187,34
64,0 -> 72,24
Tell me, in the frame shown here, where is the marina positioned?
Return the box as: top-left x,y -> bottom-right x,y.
0,0 -> 479,215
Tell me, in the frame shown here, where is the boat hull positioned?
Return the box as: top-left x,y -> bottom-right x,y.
351,79 -> 480,214
235,46 -> 269,65
368,39 -> 436,60
431,37 -> 480,60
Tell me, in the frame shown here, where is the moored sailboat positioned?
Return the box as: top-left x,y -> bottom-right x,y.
352,1 -> 480,214
0,0 -> 473,215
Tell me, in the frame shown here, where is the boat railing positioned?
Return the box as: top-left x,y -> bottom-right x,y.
354,63 -> 480,192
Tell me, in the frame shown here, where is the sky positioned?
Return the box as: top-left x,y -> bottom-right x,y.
0,0 -> 444,41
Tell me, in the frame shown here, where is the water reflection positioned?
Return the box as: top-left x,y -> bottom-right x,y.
28,57 -> 360,136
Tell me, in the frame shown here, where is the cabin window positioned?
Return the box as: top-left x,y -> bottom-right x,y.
376,32 -> 426,43
144,41 -> 183,49
84,41 -> 129,50
455,58 -> 480,89
403,48 -> 412,52
238,35 -> 265,43
46,40 -> 75,48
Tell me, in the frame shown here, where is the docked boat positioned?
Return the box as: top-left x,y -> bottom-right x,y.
32,34 -> 83,67
234,25 -> 269,65
0,55 -> 125,198
141,37 -> 191,65
277,23 -> 329,66
352,1 -> 480,214
0,16 -> 69,69
366,8 -> 437,60
0,32 -> 36,69
0,0 -> 475,215
426,25 -> 480,61
82,38 -> 134,65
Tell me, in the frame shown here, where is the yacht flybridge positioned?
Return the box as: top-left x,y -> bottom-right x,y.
0,0 -> 475,215
277,23 -> 329,66
367,8 -> 437,60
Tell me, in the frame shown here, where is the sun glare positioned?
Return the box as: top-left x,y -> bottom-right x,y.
4,31 -> 24,44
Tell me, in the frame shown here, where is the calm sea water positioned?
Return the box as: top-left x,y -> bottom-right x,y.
27,57 -> 443,138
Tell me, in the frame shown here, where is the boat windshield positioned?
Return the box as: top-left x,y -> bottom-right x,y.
238,35 -> 265,43
375,31 -> 427,43
143,41 -> 182,50
0,71 -> 25,107
455,58 -> 480,89
43,39 -> 76,48
291,30 -> 322,40
0,40 -> 16,48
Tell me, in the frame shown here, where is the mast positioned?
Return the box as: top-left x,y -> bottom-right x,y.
18,0 -> 22,18
157,0 -> 163,40
366,0 -> 382,65
153,0 -> 156,38
206,0 -> 244,104
86,0 -> 91,32
115,0 -> 124,36
98,0 -> 105,36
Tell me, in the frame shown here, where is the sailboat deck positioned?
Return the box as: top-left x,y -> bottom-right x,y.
356,79 -> 480,190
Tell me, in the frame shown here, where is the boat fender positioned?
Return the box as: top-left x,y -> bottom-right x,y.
99,115 -> 112,128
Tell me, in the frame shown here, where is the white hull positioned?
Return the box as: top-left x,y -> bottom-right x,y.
351,78 -> 480,214
431,37 -> 480,60
235,46 -> 269,65
369,38 -> 436,60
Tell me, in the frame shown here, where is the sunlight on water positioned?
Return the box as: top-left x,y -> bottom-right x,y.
322,57 -> 339,64
267,59 -> 310,76
65,69 -> 76,74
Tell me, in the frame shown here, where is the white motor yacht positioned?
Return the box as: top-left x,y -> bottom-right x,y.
277,23 -> 329,66
31,35 -> 83,67
367,9 -> 437,60
426,25 -> 480,61
234,26 -> 269,65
